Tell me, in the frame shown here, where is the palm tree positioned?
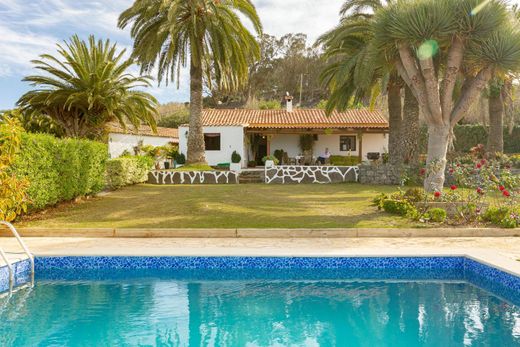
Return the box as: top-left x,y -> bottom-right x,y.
118,0 -> 262,165
18,35 -> 157,138
319,0 -> 420,166
487,78 -> 505,154
373,0 -> 520,191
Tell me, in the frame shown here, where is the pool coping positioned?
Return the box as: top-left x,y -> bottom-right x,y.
4,227 -> 520,238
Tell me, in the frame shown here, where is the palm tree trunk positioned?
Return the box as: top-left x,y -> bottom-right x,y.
387,81 -> 402,166
187,60 -> 207,164
401,85 -> 420,166
487,86 -> 504,154
424,124 -> 450,192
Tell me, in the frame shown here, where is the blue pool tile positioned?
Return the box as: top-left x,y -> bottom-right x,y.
21,256 -> 520,304
0,259 -> 31,293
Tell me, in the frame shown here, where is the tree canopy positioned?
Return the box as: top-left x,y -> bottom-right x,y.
18,35 -> 158,138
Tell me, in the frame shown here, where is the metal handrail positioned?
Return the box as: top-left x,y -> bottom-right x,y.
0,221 -> 34,285
0,247 -> 14,293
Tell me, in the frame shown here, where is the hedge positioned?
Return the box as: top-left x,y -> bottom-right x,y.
329,155 -> 361,166
105,156 -> 154,190
418,124 -> 520,154
12,133 -> 108,210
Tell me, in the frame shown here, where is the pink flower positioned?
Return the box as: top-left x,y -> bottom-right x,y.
434,191 -> 442,198
450,185 -> 457,190
419,168 -> 426,176
480,159 -> 487,165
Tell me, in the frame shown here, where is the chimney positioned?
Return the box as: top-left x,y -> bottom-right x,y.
285,93 -> 294,113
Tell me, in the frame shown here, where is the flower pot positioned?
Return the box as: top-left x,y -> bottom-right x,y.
230,162 -> 242,172
265,160 -> 275,168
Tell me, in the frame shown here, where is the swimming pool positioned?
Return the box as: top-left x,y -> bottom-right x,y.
1,256 -> 519,346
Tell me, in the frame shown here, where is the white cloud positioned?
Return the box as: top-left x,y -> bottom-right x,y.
254,0 -> 343,42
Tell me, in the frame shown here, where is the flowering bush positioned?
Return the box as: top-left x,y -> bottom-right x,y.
378,149 -> 519,228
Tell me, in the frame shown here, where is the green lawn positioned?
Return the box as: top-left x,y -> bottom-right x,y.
18,184 -> 421,229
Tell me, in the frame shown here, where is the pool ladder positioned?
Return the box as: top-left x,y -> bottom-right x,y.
0,221 -> 34,294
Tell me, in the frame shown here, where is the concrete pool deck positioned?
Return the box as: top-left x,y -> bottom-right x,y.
1,237 -> 520,277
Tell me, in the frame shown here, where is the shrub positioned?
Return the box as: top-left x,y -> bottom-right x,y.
329,155 -> 360,166
248,160 -> 257,168
273,149 -> 285,164
174,153 -> 186,165
382,199 -> 415,216
0,117 -> 29,221
106,155 -> 154,190
403,188 -> 426,203
482,206 -> 518,228
231,151 -> 242,163
429,208 -> 447,223
12,133 -> 107,210
258,100 -> 281,110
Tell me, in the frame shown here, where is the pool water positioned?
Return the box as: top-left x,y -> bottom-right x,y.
1,269 -> 519,346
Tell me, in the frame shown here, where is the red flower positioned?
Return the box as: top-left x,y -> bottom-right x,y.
419,168 -> 426,176
434,191 -> 442,198
450,185 -> 457,190
480,159 -> 487,165
477,187 -> 484,195
503,190 -> 511,197
448,168 -> 454,174
499,185 -> 505,191
476,163 -> 482,169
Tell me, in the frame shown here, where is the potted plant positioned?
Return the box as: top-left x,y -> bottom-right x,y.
230,151 -> 242,172
174,153 -> 186,168
164,144 -> 179,170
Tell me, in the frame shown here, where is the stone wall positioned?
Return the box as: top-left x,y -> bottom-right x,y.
358,164 -> 403,185
265,166 -> 359,184
148,171 -> 239,185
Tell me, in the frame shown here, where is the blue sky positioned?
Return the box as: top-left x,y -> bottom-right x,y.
0,0 -> 344,110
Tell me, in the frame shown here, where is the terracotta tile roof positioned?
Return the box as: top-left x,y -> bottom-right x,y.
107,123 -> 179,140
197,108 -> 388,129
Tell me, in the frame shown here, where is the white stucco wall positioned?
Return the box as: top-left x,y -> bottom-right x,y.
361,133 -> 388,160
108,133 -> 176,158
179,125 -> 245,166
269,132 -> 388,161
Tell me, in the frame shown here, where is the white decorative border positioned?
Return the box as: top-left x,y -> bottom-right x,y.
265,166 -> 359,184
149,171 -> 239,184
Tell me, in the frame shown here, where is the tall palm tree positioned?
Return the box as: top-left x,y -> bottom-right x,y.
374,0 -> 520,191
18,35 -> 157,138
119,0 -> 262,164
319,0 -> 420,166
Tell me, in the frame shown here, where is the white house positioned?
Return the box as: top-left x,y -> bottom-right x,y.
179,100 -> 389,168
107,123 -> 179,158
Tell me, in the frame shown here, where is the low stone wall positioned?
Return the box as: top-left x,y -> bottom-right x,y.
148,170 -> 239,185
358,164 -> 403,185
265,166 -> 359,184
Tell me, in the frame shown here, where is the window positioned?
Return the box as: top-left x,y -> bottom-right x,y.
339,135 -> 356,151
204,133 -> 221,151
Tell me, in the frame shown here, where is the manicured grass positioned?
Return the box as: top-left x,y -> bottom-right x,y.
18,184 -> 422,229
